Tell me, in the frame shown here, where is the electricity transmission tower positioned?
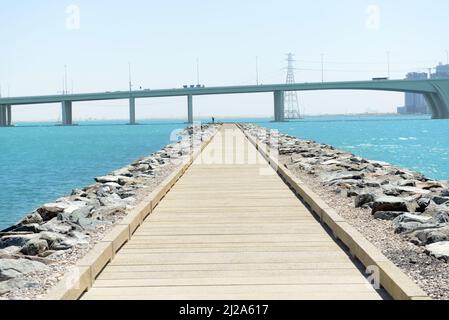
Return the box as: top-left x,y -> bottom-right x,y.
284,53 -> 302,120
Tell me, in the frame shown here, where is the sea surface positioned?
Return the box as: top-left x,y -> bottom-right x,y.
1,115 -> 449,229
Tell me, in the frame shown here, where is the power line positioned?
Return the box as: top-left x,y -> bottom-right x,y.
295,59 -> 444,66
284,53 -> 302,120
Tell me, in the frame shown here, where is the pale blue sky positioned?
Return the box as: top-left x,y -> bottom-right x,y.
0,0 -> 448,121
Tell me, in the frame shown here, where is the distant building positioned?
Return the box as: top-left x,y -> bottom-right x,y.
397,72 -> 429,115
431,63 -> 449,79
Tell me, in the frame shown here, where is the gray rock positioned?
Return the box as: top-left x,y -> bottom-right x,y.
38,231 -> 69,246
433,212 -> 449,224
368,160 -> 391,168
396,213 -> 434,224
58,206 -> 92,223
99,194 -> 127,207
324,172 -> 364,183
39,230 -> 89,251
20,239 -> 49,256
355,193 -> 376,208
417,198 -> 431,212
0,259 -> 49,281
0,234 -> 40,249
136,164 -> 150,172
417,181 -> 445,190
408,226 -> 449,245
364,181 -> 381,188
394,221 -> 424,234
95,175 -> 120,184
118,176 -> 135,186
399,180 -> 417,187
392,213 -> 435,233
38,218 -> 72,234
113,168 -> 133,177
383,188 -> 401,197
64,231 -> 90,247
0,246 -> 21,256
372,196 -> 410,214
432,196 -> 449,205
17,213 -> 43,225
105,182 -> 122,189
425,241 -> 449,261
373,211 -> 406,221
0,278 -> 40,296
41,203 -> 67,213
395,186 -> 431,196
77,217 -> 110,231
37,202 -> 69,221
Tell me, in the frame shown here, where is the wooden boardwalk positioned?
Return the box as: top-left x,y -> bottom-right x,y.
82,124 -> 386,300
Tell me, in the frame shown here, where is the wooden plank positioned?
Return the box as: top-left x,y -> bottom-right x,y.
109,251 -> 353,266
99,262 -> 358,273
127,234 -> 340,244
97,269 -> 365,281
82,284 -> 382,300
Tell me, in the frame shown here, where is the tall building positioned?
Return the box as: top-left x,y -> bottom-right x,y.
397,72 -> 429,115
431,63 -> 449,79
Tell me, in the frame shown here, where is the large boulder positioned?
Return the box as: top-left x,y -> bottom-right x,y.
39,231 -> 89,251
0,234 -> 40,249
0,259 -> 49,281
17,213 -> 43,225
395,186 -> 431,196
432,196 -> 449,205
371,196 -> 412,214
37,203 -> 68,221
373,211 -> 407,221
20,239 -> 49,256
112,167 -> 133,177
355,193 -> 376,208
407,226 -> 449,246
392,213 -> 435,234
323,171 -> 365,183
0,278 -> 40,296
425,241 -> 449,261
38,218 -> 72,234
95,176 -> 120,184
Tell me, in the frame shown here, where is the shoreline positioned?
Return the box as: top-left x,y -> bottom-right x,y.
240,123 -> 449,300
0,124 -> 219,299
4,114 -> 432,127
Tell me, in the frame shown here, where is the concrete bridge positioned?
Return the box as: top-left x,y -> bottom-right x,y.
1,78 -> 449,126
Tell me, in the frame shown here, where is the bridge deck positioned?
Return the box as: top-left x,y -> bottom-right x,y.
82,124 -> 385,300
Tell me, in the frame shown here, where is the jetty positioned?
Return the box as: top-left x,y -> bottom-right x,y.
75,124 -> 393,300
41,123 -> 430,300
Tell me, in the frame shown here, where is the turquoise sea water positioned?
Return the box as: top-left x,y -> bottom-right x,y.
1,115 -> 449,229
0,120 -> 185,229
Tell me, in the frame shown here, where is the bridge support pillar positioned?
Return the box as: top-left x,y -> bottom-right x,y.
187,95 -> 193,124
6,105 -> 11,126
0,105 -> 11,127
425,82 -> 449,119
274,91 -> 285,122
61,101 -> 73,126
129,97 -> 136,125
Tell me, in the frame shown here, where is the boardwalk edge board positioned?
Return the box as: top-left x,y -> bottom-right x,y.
237,124 -> 430,301
44,125 -> 221,300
